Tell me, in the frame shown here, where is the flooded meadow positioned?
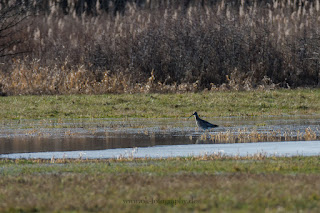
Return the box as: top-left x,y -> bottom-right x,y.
1,115 -> 320,158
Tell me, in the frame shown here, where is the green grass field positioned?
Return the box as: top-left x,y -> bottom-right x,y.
1,156 -> 320,212
1,89 -> 320,119
1,89 -> 320,212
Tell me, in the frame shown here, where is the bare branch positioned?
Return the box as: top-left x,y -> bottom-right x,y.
0,1 -> 34,58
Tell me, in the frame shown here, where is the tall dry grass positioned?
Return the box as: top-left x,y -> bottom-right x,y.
1,0 -> 320,95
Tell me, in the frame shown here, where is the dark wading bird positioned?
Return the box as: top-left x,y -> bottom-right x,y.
190,112 -> 218,130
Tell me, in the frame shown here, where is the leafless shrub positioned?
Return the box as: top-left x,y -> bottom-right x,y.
0,0 -> 32,58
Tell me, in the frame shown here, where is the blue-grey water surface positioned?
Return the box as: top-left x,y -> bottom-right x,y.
0,115 -> 320,158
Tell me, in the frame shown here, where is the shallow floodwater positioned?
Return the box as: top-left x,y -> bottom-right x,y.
0,115 -> 320,158
2,141 -> 320,159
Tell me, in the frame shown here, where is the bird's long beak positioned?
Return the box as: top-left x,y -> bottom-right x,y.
187,114 -> 193,119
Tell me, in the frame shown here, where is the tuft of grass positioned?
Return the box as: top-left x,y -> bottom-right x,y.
1,89 -> 320,120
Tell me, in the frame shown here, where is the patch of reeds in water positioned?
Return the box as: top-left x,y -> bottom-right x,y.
199,127 -> 319,144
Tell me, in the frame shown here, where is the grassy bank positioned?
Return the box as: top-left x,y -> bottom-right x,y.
1,89 -> 320,120
1,156 -> 320,212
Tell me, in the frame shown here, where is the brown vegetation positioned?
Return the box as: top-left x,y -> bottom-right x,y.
1,0 -> 320,95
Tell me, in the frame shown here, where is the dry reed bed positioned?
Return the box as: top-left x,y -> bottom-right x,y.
200,127 -> 319,143
1,0 -> 320,94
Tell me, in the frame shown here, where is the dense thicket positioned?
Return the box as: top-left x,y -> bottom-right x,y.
1,0 -> 320,95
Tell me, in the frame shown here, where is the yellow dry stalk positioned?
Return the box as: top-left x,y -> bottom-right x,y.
304,127 -> 317,141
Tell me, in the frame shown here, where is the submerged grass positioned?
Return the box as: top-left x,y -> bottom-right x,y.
1,156 -> 320,212
1,89 -> 320,120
